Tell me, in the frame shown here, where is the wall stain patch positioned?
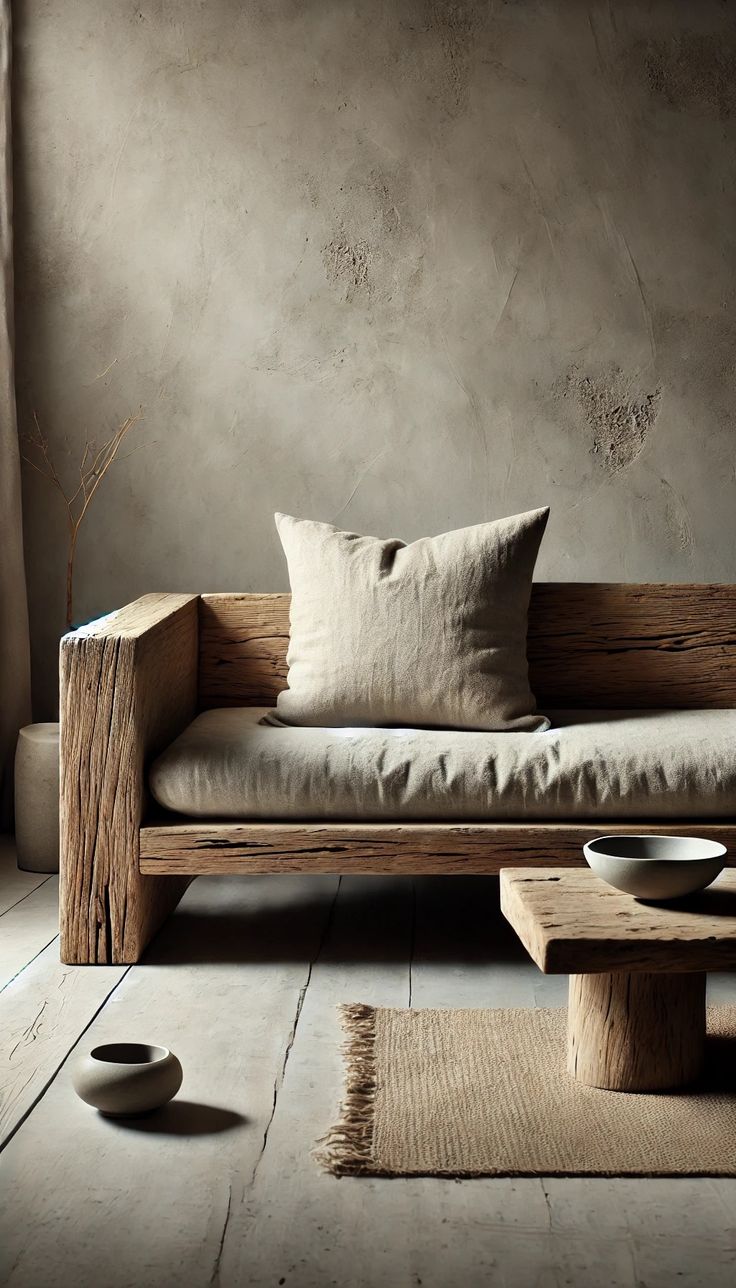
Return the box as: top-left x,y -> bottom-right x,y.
636,33 -> 736,119
319,157 -> 422,306
566,369 -> 663,474
322,236 -> 371,299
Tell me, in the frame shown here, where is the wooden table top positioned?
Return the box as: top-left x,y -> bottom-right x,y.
499,868 -> 736,975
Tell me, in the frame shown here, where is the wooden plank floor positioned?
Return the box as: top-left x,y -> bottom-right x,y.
1,841 -> 735,1287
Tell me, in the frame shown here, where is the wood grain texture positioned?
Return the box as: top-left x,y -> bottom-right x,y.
528,583 -> 736,709
198,593 -> 289,707
71,584 -> 736,961
139,821 -> 736,876
567,971 -> 706,1091
197,584 -> 736,709
500,868 -> 736,975
60,594 -> 198,965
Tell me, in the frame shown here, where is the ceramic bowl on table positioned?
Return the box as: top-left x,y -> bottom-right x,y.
583,834 -> 727,901
72,1042 -> 183,1116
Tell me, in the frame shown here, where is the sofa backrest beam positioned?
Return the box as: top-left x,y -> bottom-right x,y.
196,585 -> 736,712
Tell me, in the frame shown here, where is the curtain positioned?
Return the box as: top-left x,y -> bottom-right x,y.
0,1 -> 31,828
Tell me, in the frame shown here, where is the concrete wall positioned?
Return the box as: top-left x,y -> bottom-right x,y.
13,0 -> 736,716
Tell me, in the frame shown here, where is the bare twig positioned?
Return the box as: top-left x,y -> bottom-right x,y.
22,407 -> 143,628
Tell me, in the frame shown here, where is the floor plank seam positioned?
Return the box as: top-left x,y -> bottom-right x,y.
539,1178 -> 553,1229
208,1183 -> 232,1288
0,933 -> 60,996
625,1233 -> 641,1284
0,876 -> 53,919
248,875 -> 343,1187
0,963 -> 132,1156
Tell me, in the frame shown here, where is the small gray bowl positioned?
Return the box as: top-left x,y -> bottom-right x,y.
72,1042 -> 183,1117
584,834 -> 727,901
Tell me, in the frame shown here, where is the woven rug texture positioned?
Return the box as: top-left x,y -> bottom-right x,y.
316,1003 -> 736,1177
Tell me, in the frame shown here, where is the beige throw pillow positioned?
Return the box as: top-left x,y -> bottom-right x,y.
271,508 -> 550,732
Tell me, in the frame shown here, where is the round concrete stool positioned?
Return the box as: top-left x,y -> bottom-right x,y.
14,723 -> 60,873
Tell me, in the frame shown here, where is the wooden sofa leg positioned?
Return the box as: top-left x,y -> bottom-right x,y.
59,594 -> 198,965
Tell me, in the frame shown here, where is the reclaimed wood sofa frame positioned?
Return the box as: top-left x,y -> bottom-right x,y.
60,585 -> 736,964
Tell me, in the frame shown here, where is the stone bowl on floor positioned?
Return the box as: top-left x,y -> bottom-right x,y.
72,1043 -> 183,1116
583,834 -> 727,901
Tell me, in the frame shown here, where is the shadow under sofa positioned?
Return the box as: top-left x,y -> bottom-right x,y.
59,586 -> 736,964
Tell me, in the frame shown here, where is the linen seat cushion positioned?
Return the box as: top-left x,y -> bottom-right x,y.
270,509 -> 550,732
149,707 -> 736,821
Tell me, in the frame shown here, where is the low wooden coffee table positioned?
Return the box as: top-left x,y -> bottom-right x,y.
500,867 -> 736,1092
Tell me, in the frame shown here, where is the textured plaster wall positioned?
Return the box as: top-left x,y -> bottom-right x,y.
12,0 -> 736,716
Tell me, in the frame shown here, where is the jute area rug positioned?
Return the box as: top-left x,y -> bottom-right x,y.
317,1003 -> 736,1178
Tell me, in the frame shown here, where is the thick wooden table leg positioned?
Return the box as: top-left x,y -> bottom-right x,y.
567,970 -> 706,1091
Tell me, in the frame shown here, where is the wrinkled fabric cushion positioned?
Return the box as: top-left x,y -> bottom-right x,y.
150,707 -> 736,821
271,509 -> 550,732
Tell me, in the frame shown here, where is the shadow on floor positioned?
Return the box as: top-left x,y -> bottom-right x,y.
105,1100 -> 248,1136
703,1034 -> 736,1091
145,874 -> 530,969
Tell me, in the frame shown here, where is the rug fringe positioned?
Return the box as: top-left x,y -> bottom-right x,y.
314,1003 -> 378,1176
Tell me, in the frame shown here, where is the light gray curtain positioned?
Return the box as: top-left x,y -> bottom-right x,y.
0,1 -> 31,828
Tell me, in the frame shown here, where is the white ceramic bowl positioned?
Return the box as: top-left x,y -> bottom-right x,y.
583,834 -> 727,901
72,1042 -> 183,1116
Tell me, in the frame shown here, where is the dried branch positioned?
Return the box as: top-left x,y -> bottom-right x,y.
22,407 -> 143,629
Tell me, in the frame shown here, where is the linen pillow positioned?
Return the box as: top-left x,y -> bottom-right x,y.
271,508 -> 550,732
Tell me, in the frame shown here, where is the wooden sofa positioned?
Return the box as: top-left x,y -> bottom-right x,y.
59,585 -> 736,964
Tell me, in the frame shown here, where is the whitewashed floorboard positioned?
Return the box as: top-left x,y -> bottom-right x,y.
0,873 -> 340,1288
219,873 -> 427,1287
543,1177 -> 736,1287
0,834 -> 51,917
0,940 -> 127,1148
0,878 -> 60,991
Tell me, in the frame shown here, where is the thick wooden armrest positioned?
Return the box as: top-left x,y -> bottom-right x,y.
60,593 -> 199,963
